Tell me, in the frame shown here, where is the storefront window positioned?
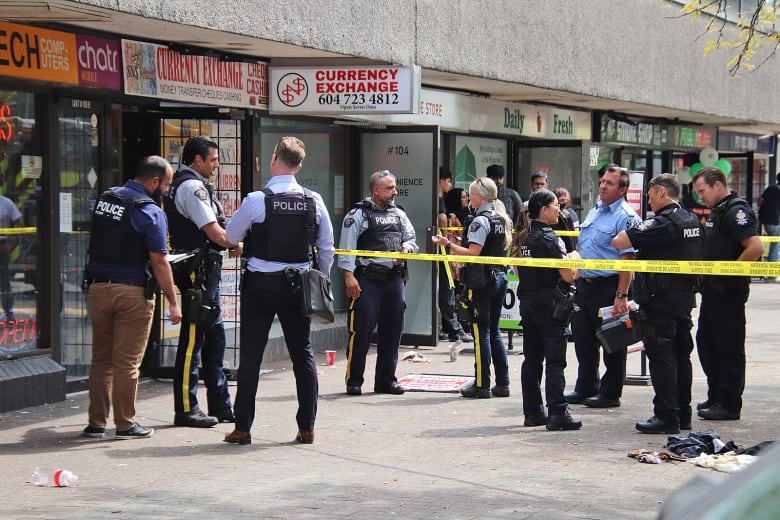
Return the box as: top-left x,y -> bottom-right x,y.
158,118 -> 244,368
0,90 -> 40,358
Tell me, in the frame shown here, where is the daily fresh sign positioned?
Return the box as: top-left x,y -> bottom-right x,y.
269,65 -> 420,114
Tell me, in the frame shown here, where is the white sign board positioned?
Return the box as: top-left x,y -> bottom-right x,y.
270,65 -> 420,114
121,39 -> 269,108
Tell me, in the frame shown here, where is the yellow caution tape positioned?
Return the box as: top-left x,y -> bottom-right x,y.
442,227 -> 777,241
337,249 -> 780,277
0,227 -> 36,235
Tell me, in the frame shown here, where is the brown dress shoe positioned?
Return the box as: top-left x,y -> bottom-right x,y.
224,429 -> 252,445
296,430 -> 315,444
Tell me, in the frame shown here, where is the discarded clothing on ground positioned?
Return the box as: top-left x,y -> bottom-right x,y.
665,429 -> 738,458
685,452 -> 757,474
628,448 -> 688,464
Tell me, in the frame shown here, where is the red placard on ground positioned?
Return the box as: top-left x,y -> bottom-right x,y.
397,373 -> 474,393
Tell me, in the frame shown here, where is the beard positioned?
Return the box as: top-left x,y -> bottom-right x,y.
152,187 -> 163,205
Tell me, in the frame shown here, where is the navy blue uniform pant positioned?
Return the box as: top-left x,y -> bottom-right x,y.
520,290 -> 568,416
696,288 -> 748,413
571,276 -> 627,399
234,271 -> 317,432
468,272 -> 509,390
641,294 -> 694,423
345,271 -> 405,390
173,262 -> 232,415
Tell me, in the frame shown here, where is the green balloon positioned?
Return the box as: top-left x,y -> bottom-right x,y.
689,163 -> 704,177
713,159 -> 732,177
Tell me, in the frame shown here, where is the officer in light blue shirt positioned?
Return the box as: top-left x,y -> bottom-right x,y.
565,166 -> 641,410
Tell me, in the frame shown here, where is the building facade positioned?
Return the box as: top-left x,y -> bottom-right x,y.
1,0 -> 778,411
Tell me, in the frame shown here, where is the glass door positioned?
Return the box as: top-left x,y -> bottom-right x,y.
57,98 -> 103,378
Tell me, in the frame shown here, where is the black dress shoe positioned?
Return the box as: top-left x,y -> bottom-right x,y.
524,414 -> 547,427
564,391 -> 592,404
636,416 -> 680,434
374,383 -> 405,395
210,409 -> 235,423
491,385 -> 510,398
346,386 -> 362,396
546,410 -> 582,430
174,409 -> 218,428
438,331 -> 449,340
460,383 -> 491,399
584,395 -> 620,408
697,403 -> 740,420
696,399 -> 714,410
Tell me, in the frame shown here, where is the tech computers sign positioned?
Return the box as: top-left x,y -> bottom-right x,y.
269,65 -> 420,114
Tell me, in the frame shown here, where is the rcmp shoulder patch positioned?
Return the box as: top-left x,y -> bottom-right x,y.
194,188 -> 209,201
735,208 -> 748,226
469,221 -> 481,233
343,218 -> 354,228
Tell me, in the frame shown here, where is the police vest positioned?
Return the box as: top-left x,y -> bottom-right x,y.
463,208 -> 507,261
164,170 -> 225,251
355,201 -> 404,252
246,189 -> 315,263
703,195 -> 750,261
88,187 -> 154,266
517,225 -> 561,291
635,204 -> 702,295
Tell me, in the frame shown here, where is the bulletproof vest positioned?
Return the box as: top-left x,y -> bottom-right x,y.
635,204 -> 702,296
703,196 -> 749,261
517,226 -> 561,292
246,189 -> 314,263
88,187 -> 154,266
463,208 -> 507,259
355,201 -> 404,252
164,170 -> 225,251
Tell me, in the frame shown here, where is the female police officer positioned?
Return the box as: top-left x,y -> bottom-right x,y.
514,189 -> 581,430
432,177 -> 511,399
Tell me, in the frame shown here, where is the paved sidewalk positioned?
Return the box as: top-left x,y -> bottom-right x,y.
2,283 -> 778,519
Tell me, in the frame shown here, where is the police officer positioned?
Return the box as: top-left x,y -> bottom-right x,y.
432,177 -> 511,399
83,156 -> 182,440
223,136 -> 334,445
514,189 -> 581,430
166,136 -> 241,428
340,170 -> 418,396
613,174 -> 702,433
691,166 -> 763,421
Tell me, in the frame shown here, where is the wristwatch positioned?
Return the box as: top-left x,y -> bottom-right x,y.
615,290 -> 628,299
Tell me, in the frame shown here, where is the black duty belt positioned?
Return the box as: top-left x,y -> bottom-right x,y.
92,278 -> 145,287
248,270 -> 288,276
580,275 -> 618,284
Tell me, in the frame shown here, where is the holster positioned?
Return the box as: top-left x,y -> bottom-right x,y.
551,283 -> 576,326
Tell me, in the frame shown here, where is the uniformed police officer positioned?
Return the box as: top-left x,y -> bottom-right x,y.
340,170 -> 418,396
613,174 -> 702,433
691,166 -> 763,421
83,156 -> 182,440
223,136 -> 334,445
432,177 -> 511,399
514,189 -> 581,430
166,136 -> 242,428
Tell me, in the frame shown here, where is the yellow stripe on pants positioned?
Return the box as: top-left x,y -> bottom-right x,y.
344,298 -> 356,385
181,322 -> 197,412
